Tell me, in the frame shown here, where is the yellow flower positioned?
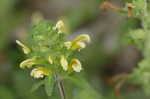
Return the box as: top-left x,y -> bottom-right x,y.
54,20 -> 65,33
70,59 -> 82,72
73,34 -> 91,43
30,67 -> 51,79
64,34 -> 90,51
20,58 -> 37,69
16,40 -> 31,54
60,56 -> 68,71
71,42 -> 86,51
48,56 -> 53,64
64,41 -> 72,49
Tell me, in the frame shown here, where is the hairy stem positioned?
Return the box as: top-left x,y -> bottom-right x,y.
57,80 -> 65,99
55,74 -> 66,99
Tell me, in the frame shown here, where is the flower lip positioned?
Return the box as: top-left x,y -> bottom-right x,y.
30,67 -> 50,79
70,59 -> 82,72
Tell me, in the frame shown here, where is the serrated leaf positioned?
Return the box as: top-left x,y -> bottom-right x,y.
30,80 -> 45,93
44,75 -> 55,96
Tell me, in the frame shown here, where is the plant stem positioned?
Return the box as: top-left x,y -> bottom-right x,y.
55,74 -> 66,99
57,80 -> 65,99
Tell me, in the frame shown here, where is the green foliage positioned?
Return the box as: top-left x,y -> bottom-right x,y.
44,76 -> 55,96
132,0 -> 146,18
64,75 -> 102,99
123,0 -> 150,95
125,29 -> 146,49
31,80 -> 45,93
0,86 -> 15,99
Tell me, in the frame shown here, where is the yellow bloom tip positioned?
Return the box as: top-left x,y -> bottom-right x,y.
60,56 -> 68,71
16,40 -> 31,54
48,56 -> 53,64
71,42 -> 86,51
54,20 -> 65,34
74,34 -> 91,43
20,58 -> 36,69
30,67 -> 50,79
70,59 -> 82,72
56,20 -> 64,28
64,41 -> 72,49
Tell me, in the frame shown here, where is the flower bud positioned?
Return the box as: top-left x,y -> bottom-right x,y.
20,58 -> 37,69
48,56 -> 53,64
60,56 -> 68,71
126,3 -> 136,18
54,20 -> 65,33
16,40 -> 31,54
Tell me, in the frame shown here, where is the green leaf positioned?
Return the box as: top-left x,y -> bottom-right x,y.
30,80 -> 45,93
44,76 -> 55,96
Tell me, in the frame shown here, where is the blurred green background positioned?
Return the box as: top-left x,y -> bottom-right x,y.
0,0 -> 149,99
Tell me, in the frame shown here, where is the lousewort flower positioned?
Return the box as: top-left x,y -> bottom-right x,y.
64,34 -> 90,51
70,59 -> 82,72
30,67 -> 51,79
16,19 -> 91,97
17,20 -> 90,79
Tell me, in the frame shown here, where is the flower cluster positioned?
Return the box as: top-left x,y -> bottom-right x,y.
16,20 -> 90,79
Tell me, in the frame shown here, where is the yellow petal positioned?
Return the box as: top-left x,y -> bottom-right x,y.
48,56 -> 53,64
70,59 -> 82,72
55,20 -> 64,29
30,67 -> 50,79
54,20 -> 65,33
64,41 -> 72,49
73,34 -> 91,43
71,42 -> 86,51
60,56 -> 68,71
16,40 -> 31,54
20,58 -> 36,69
